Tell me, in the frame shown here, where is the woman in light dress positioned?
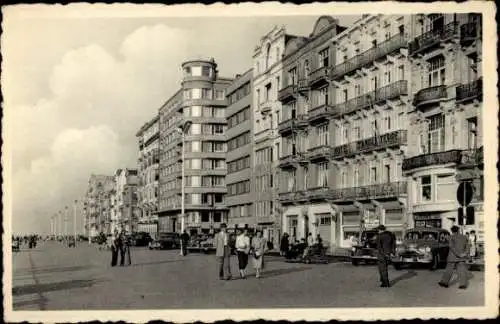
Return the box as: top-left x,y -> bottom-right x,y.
251,230 -> 267,278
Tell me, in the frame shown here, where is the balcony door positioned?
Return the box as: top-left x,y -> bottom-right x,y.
427,114 -> 445,153
428,56 -> 445,87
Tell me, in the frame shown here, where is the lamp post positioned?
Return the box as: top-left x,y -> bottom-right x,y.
177,120 -> 192,256
176,120 -> 192,235
58,210 -> 63,242
73,199 -> 78,243
64,206 -> 69,242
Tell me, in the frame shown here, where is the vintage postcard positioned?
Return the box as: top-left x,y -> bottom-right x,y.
2,1 -> 498,322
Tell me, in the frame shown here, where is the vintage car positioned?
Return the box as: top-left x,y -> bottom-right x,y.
351,229 -> 379,266
392,227 -> 450,270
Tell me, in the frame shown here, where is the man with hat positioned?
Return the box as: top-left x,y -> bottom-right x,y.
375,224 -> 396,288
214,223 -> 232,280
438,225 -> 470,289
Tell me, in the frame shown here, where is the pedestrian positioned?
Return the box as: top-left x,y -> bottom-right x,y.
214,223 -> 232,280
235,228 -> 251,279
251,230 -> 267,278
302,232 -> 314,259
180,230 -> 190,256
439,225 -> 470,289
375,224 -> 396,288
468,230 -> 477,262
111,229 -> 119,267
119,230 -> 131,266
280,233 -> 289,257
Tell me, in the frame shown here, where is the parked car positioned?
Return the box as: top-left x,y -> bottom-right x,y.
148,239 -> 162,250
131,232 -> 153,247
187,235 -> 208,252
351,229 -> 379,266
200,236 -> 215,253
392,227 -> 450,271
156,232 -> 181,250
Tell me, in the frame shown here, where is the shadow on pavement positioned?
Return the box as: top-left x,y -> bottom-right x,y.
261,267 -> 313,278
13,279 -> 105,296
130,259 -> 185,267
15,265 -> 93,275
390,270 -> 418,286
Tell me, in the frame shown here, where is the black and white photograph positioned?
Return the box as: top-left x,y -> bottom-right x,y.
2,2 -> 498,322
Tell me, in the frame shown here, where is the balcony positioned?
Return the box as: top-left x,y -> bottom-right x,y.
331,142 -> 357,160
413,85 -> 447,108
334,80 -> 408,117
307,186 -> 330,200
409,21 -> 459,56
308,104 -> 335,123
278,152 -> 308,168
278,114 -> 309,135
309,67 -> 331,88
402,149 -> 463,171
260,100 -> 273,114
331,33 -> 409,80
278,84 -> 295,102
460,22 -> 481,46
458,147 -> 484,169
355,130 -> 408,154
307,145 -> 331,161
329,181 -> 407,201
456,78 -> 482,103
278,191 -> 297,204
297,78 -> 310,94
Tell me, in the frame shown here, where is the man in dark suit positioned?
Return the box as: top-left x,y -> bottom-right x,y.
439,225 -> 470,289
376,225 -> 396,288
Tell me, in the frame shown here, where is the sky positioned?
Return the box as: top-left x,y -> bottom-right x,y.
3,5 -> 360,235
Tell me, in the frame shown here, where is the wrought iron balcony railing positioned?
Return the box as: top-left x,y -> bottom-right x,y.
308,104 -> 335,122
458,147 -> 484,168
460,22 -> 481,45
277,114 -> 309,134
278,84 -> 295,102
413,85 -> 447,107
297,78 -> 310,93
355,130 -> 408,154
329,181 -> 407,201
334,80 -> 408,117
309,66 -> 330,87
307,145 -> 332,161
331,142 -> 357,159
307,186 -> 330,200
409,21 -> 459,55
331,33 -> 408,79
456,78 -> 482,103
402,149 -> 462,171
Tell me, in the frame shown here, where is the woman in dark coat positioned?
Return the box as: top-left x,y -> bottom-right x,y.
280,233 -> 289,256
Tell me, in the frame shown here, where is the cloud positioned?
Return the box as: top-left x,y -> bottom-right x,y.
8,24 -> 191,234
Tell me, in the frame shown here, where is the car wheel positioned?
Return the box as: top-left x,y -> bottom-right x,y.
393,262 -> 402,270
351,259 -> 359,266
430,254 -> 439,271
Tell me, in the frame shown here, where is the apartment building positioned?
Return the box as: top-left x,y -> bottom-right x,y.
404,14 -> 483,237
225,69 -> 254,229
83,174 -> 115,238
110,168 -> 140,234
157,59 -> 233,235
136,115 -> 160,237
279,14 -> 412,249
252,25 -> 305,248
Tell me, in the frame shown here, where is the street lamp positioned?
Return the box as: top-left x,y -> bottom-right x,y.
176,120 -> 192,235
64,206 -> 69,242
73,199 -> 78,243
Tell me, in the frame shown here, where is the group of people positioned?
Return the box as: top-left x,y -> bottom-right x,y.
279,232 -> 324,260
215,223 -> 268,280
110,229 -> 132,267
376,224 -> 473,289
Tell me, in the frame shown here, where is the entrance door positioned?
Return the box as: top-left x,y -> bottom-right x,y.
171,218 -> 177,233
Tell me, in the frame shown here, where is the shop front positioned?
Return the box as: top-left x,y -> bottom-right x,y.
413,212 -> 443,228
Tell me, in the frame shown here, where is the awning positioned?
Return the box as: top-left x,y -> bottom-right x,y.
378,201 -> 404,210
360,202 -> 376,210
336,204 -> 359,213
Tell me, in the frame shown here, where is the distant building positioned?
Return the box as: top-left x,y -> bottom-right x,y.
111,168 -> 140,234
405,13 -> 483,237
83,174 -> 115,238
225,69 -> 254,230
136,115 -> 160,237
157,59 -> 233,235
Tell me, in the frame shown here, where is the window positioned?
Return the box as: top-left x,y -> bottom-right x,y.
183,89 -> 192,99
265,83 -> 272,101
184,66 -> 192,76
202,88 -> 212,99
288,68 -> 297,85
467,118 -> 478,149
191,106 -> 202,117
276,143 -> 280,159
318,124 -> 329,146
215,90 -> 225,100
398,65 -> 405,81
213,124 -> 224,135
202,66 -> 211,77
304,60 -> 310,78
421,175 -> 432,202
371,120 -> 379,136
341,171 -> 347,188
342,89 -> 348,102
318,162 -> 329,187
399,25 -> 405,34
352,126 -> 361,141
353,168 -> 360,186
256,89 -> 260,105
319,48 -> 329,67
265,43 -> 271,70
428,56 -> 445,87
276,76 -> 281,91
320,215 -> 332,226
287,169 -> 296,191
384,116 -> 391,132
370,166 -> 377,184
318,87 -> 328,106
427,114 -> 445,153
355,84 -> 361,96
384,165 -> 390,183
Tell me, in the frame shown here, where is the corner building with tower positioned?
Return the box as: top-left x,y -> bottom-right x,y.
157,59 -> 233,235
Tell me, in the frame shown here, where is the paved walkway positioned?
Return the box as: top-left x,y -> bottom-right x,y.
12,242 -> 484,310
